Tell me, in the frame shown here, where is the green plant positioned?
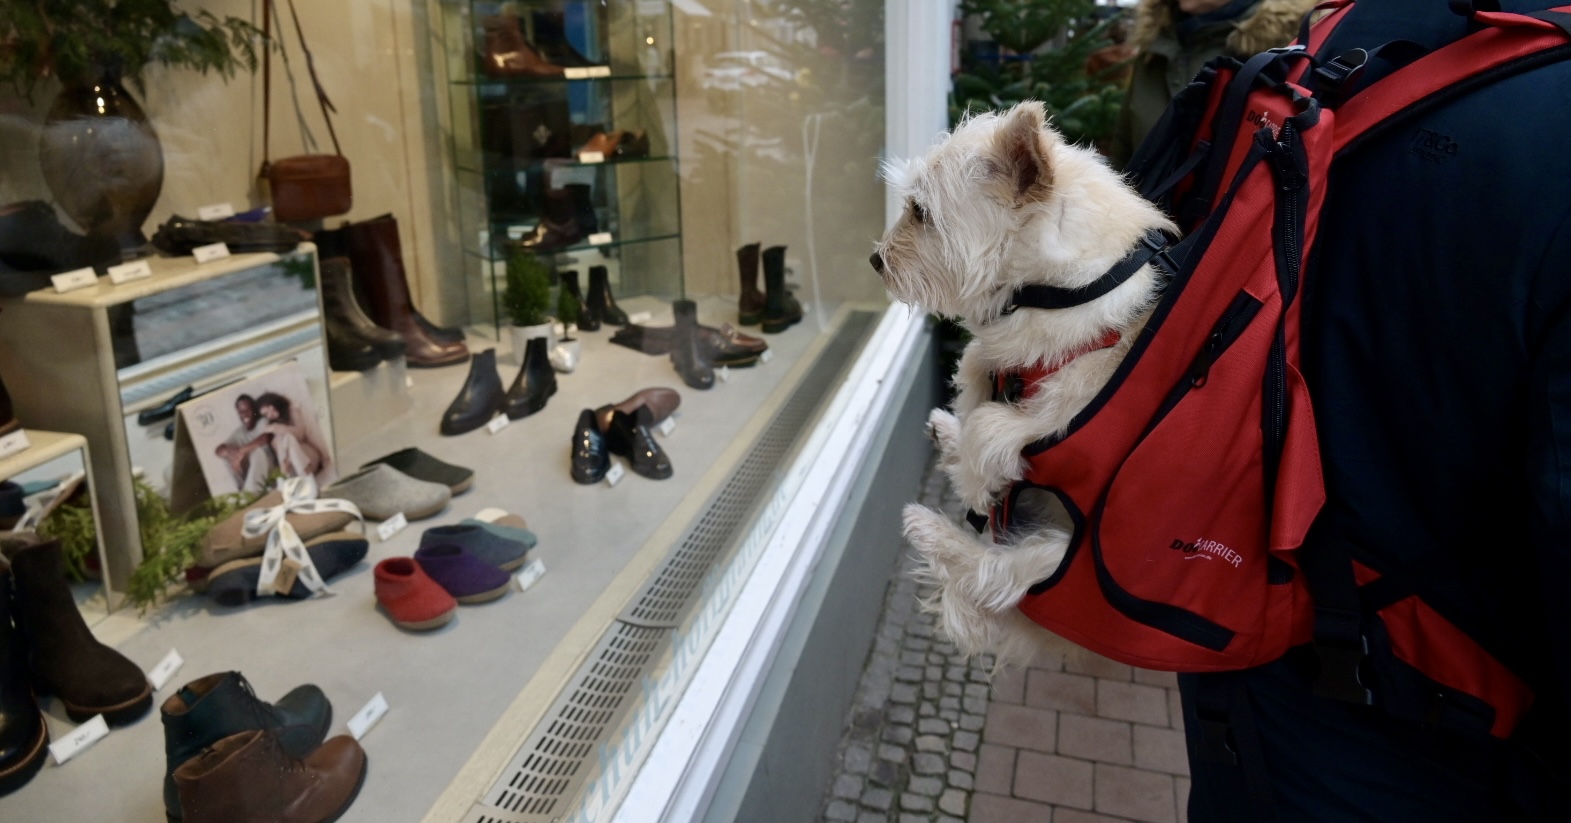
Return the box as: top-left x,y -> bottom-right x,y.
503,249 -> 552,328
37,500 -> 98,581
0,0 -> 259,100
555,282 -> 579,338
126,478 -> 258,610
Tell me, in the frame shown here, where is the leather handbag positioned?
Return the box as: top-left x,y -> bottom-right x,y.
260,0 -> 352,222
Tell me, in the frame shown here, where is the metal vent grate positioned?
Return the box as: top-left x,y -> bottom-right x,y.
466,312 -> 880,823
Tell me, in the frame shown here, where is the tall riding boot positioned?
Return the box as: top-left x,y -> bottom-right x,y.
344,215 -> 469,368
502,337 -> 558,419
587,266 -> 629,326
736,243 -> 765,326
173,729 -> 367,823
441,349 -> 505,436
161,672 -> 332,821
561,270 -> 598,332
324,223 -> 464,346
760,245 -> 803,334
671,299 -> 715,390
0,561 -> 48,797
4,534 -> 151,726
320,258 -> 405,359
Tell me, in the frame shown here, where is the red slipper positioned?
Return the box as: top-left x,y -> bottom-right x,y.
374,558 -> 456,631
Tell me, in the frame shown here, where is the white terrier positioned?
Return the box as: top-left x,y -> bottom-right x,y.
871,101 -> 1177,667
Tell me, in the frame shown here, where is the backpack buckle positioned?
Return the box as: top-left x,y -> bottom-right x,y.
1312,48 -> 1369,93
1312,635 -> 1374,705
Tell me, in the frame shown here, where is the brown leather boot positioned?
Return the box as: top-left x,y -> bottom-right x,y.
174,729 -> 366,823
736,242 -> 764,326
344,215 -> 469,368
481,15 -> 564,78
761,245 -> 803,334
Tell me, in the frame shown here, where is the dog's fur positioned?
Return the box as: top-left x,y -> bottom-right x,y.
873,102 -> 1176,668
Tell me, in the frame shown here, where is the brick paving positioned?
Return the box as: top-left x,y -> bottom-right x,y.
819,460 -> 1191,823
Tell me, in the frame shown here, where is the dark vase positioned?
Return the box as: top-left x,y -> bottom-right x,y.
38,72 -> 164,257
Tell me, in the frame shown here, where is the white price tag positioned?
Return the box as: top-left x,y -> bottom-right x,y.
197,202 -> 236,221
718,365 -> 730,383
107,260 -> 153,285
192,242 -> 231,264
587,232 -> 614,246
474,507 -> 509,523
49,715 -> 109,765
404,376 -> 414,390
486,414 -> 511,435
759,349 -> 773,364
514,558 -> 547,592
507,225 -> 530,240
376,512 -> 409,542
627,311 -> 654,325
563,67 -> 595,80
348,692 -> 389,741
51,267 -> 98,293
0,430 -> 31,459
146,649 -> 185,691
577,151 -> 605,164
587,66 -> 612,78
604,462 -> 625,487
657,417 -> 675,436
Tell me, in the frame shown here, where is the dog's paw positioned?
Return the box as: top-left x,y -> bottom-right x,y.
902,503 -> 953,553
954,404 -> 1031,511
926,407 -> 961,457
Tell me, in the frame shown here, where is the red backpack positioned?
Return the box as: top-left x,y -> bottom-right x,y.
979,0 -> 1571,742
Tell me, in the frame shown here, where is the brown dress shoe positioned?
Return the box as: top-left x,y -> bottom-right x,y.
482,15 -> 565,78
595,387 -> 681,434
716,323 -> 768,354
577,132 -> 622,157
175,730 -> 366,823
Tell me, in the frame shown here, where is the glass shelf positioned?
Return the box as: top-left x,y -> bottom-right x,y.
464,232 -> 682,260
453,73 -> 673,87
456,154 -> 675,176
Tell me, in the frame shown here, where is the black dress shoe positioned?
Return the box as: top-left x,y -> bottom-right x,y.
502,336 -> 558,420
570,409 -> 610,484
587,266 -> 629,326
150,214 -> 310,256
137,385 -> 195,426
561,270 -> 599,332
606,406 -> 672,480
441,349 -> 504,435
0,200 -> 121,296
671,300 -> 715,390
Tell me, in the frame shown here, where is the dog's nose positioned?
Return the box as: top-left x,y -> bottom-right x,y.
869,251 -> 885,274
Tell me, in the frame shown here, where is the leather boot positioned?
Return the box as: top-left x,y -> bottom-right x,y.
3,534 -> 151,726
594,387 -> 681,434
761,245 -> 803,333
587,266 -> 629,326
173,729 -> 367,823
344,215 -> 469,368
441,348 -> 504,436
570,409 -> 610,485
320,258 -> 404,359
502,336 -> 557,420
324,312 -> 382,372
162,672 -> 332,821
481,15 -> 564,78
671,300 -> 715,390
561,270 -> 598,332
0,562 -> 47,798
0,365 -> 17,438
607,407 -> 672,480
736,242 -> 765,326
317,226 -> 463,346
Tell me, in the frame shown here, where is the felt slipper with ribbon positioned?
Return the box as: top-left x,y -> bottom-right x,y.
240,477 -> 363,597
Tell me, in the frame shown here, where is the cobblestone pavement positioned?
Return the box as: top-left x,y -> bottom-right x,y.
819,460 -> 1191,823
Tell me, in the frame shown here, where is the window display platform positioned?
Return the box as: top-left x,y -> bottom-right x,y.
0,295 -> 876,823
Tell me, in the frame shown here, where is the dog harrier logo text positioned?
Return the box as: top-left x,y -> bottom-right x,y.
1169,537 -> 1243,568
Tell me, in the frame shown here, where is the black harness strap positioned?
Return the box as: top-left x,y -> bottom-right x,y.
1003,229 -> 1178,314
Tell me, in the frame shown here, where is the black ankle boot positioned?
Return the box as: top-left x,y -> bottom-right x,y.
440,348 -> 505,435
4,534 -> 151,726
320,258 -> 405,359
561,270 -> 599,332
587,266 -> 629,326
161,671 -> 332,821
503,336 -> 558,419
570,409 -> 610,484
607,406 -> 672,479
761,245 -> 803,334
670,299 -> 715,390
0,562 -> 48,798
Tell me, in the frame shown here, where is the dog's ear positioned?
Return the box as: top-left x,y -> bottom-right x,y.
994,101 -> 1053,203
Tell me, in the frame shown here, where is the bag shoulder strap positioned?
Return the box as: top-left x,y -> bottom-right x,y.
261,0 -> 342,173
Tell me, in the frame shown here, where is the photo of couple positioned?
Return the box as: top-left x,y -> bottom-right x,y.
180,363 -> 337,496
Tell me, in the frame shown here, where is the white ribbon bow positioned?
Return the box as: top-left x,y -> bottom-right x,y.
240,476 -> 362,597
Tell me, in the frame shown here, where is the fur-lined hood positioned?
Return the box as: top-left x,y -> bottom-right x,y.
1129,0 -> 1316,56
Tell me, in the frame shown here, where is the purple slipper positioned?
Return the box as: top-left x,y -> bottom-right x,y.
413,544 -> 511,604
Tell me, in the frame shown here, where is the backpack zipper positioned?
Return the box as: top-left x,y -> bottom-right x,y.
1265,120 -> 1308,467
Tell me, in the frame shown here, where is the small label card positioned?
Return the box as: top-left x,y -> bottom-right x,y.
192,242 -> 231,264
197,202 -> 236,221
0,429 -> 31,460
146,649 -> 186,691
274,558 -> 302,594
507,225 -> 531,240
587,232 -> 614,246
657,417 -> 676,437
627,311 -> 654,325
473,507 -> 509,524
577,151 -> 606,164
604,462 -> 626,487
718,365 -> 731,383
348,693 -> 389,741
487,414 -> 511,435
514,558 -> 547,592
760,349 -> 774,364
50,715 -> 109,765
107,260 -> 153,285
376,512 -> 409,542
51,267 -> 98,293
564,67 -> 595,80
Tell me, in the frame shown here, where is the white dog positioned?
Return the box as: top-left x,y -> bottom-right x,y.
871,101 -> 1177,668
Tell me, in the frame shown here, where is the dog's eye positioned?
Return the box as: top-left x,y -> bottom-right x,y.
910,200 -> 927,224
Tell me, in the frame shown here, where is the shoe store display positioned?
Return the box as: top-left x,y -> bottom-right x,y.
736,242 -> 765,326
320,258 -> 406,361
593,388 -> 681,435
761,244 -> 805,333
481,14 -> 565,78
561,269 -> 598,332
3,534 -> 152,726
205,536 -> 368,607
587,266 -> 630,326
441,348 -> 507,436
514,218 -> 584,253
198,490 -> 359,571
606,406 -> 673,480
324,465 -> 451,522
151,215 -> 310,256
419,524 -> 529,572
161,671 -> 333,821
0,559 -> 48,798
413,545 -> 512,604
503,336 -> 558,420
671,300 -> 715,390
374,558 -> 456,631
458,515 -> 538,550
0,200 -> 120,297
172,729 -> 367,823
343,215 -> 470,368
570,409 -> 610,485
363,448 -> 475,494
